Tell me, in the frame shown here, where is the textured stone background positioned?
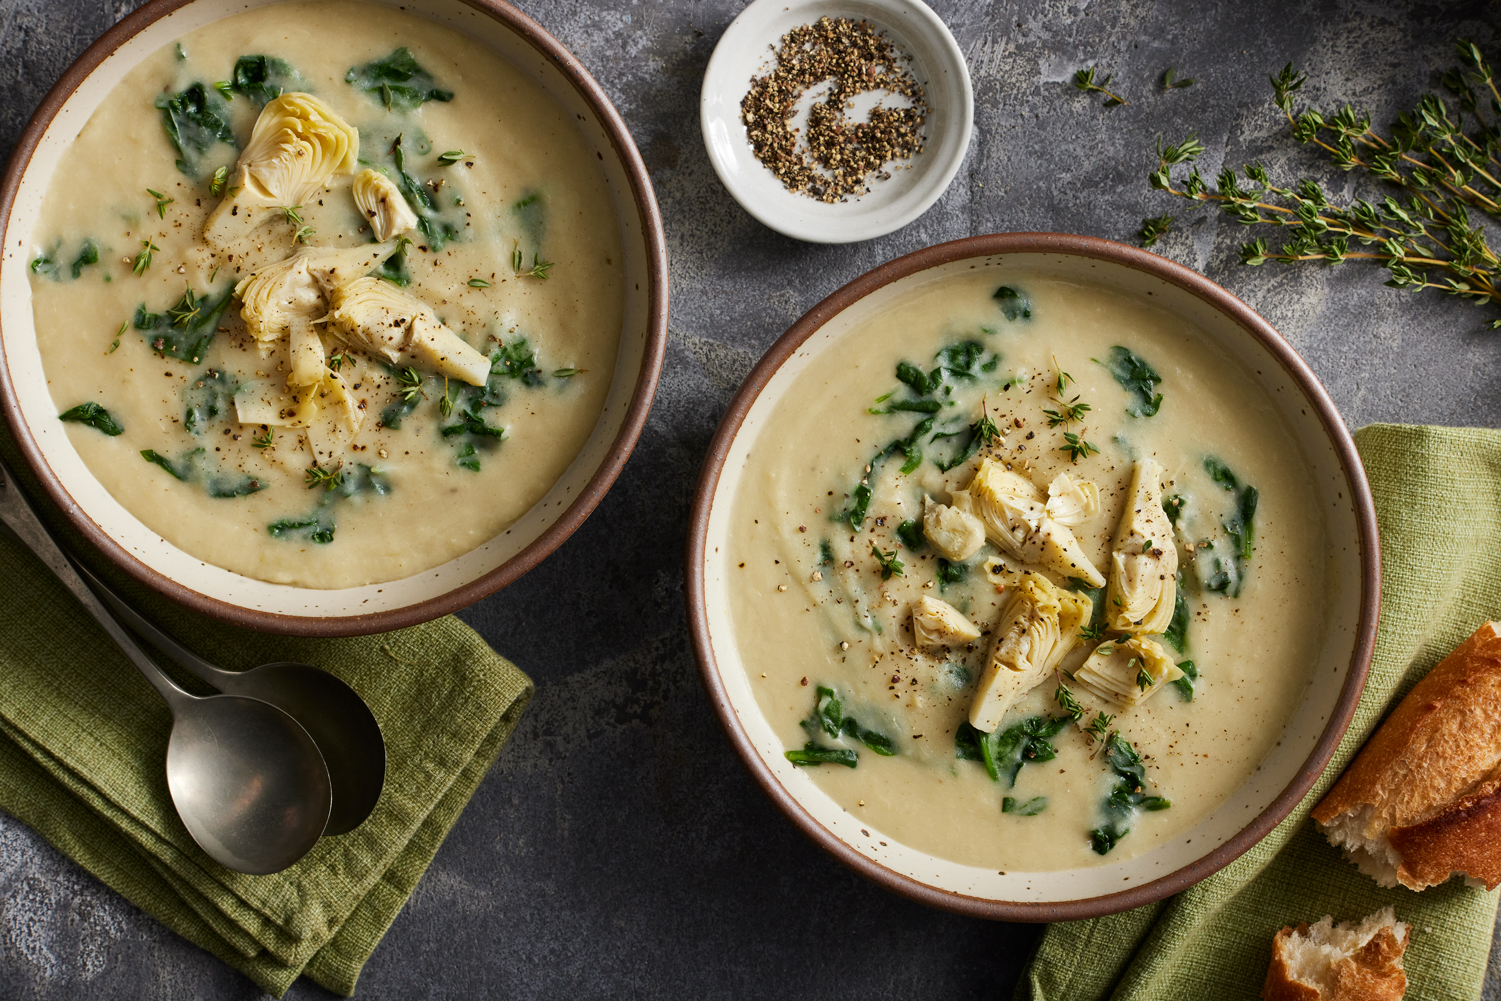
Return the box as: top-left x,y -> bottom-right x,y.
2,0 -> 1500,997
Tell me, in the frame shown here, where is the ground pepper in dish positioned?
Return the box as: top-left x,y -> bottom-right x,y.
740,16 -> 928,203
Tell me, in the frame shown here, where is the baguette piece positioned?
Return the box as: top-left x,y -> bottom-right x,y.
1261,907 -> 1409,1001
1312,620 -> 1501,890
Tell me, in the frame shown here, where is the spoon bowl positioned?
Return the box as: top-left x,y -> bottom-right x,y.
166,693 -> 333,875
79,570 -> 386,837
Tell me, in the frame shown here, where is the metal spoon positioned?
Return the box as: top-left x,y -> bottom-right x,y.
0,458 -> 331,874
73,561 -> 385,836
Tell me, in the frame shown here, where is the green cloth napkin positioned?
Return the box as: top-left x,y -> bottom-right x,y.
0,424 -> 534,997
1016,424 -> 1501,1001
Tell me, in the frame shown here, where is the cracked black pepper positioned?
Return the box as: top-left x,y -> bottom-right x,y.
740,17 -> 928,203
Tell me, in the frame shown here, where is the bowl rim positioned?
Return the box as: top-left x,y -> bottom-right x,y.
684,231 -> 1380,921
0,0 -> 670,637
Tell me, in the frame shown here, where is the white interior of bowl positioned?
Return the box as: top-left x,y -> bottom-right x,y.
701,252 -> 1363,903
0,0 -> 652,618
700,0 -> 973,244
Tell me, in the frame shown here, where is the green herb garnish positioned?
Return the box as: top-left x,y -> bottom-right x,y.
134,286 -> 233,363
252,427 -> 275,449
1002,796 -> 1049,816
1162,67 -> 1195,90
511,239 -> 554,279
870,543 -> 904,580
1073,65 -> 1128,107
467,277 -> 491,288
1172,659 -> 1199,701
1100,346 -> 1163,417
132,240 -> 159,277
147,188 -> 174,218
304,464 -> 343,491
1059,431 -> 1099,463
346,47 -> 454,110
993,285 -> 1032,320
209,165 -> 230,198
107,320 -> 125,354
395,366 -> 424,402
154,83 -> 236,176
1054,683 -> 1085,721
58,402 -> 123,436
1083,711 -> 1114,744
437,150 -> 470,165
1044,396 -> 1091,427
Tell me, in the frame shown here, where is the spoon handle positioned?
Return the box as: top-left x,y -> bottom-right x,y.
0,457 -> 192,706
72,560 -> 232,685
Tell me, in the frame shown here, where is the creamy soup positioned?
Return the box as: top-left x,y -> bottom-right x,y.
27,0 -> 623,588
726,270 -> 1328,872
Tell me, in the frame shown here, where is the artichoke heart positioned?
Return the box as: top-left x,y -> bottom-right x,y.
327,277 -> 490,386
1106,459 -> 1180,635
922,494 -> 985,561
1075,636 -> 1182,708
911,594 -> 981,648
969,571 -> 1092,732
352,168 -> 418,241
961,459 -> 1105,587
300,371 -> 364,466
203,93 -> 360,246
234,242 -> 399,351
1045,472 -> 1100,528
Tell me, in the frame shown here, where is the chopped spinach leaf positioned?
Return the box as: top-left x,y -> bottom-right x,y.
1002,796 -> 1049,816
58,402 -> 123,436
785,743 -> 858,768
993,285 -> 1032,321
936,558 -> 968,591
959,715 -> 1071,786
140,448 -> 201,481
154,83 -> 236,176
70,240 -> 98,280
896,519 -> 924,551
1172,659 -> 1199,701
1101,346 -> 1163,417
818,540 -> 835,566
455,442 -> 481,471
1163,577 -> 1189,652
933,410 -> 1001,472
204,472 -> 266,498
385,134 -> 463,251
935,340 -> 986,377
1163,493 -> 1185,526
1090,731 -> 1170,855
29,251 -> 57,279
269,512 -> 337,545
839,482 -> 874,528
802,686 -> 895,757
134,285 -> 233,364
493,338 -> 544,386
1200,457 -> 1258,597
512,189 -> 547,251
182,368 -> 237,434
230,55 -> 302,105
896,360 -> 935,396
346,47 -> 453,110
441,406 -> 507,440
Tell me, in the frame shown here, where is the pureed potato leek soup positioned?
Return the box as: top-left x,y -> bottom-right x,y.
727,268 -> 1328,872
27,0 -> 623,588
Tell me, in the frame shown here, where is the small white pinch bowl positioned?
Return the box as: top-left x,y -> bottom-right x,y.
700,0 -> 973,244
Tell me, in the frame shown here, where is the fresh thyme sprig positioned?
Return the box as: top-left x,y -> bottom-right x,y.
214,80 -> 234,100
1044,397 -> 1091,427
511,239 -> 554,279
1079,621 -> 1107,640
467,277 -> 491,288
166,285 -> 200,328
437,150 -> 470,165
440,379 -> 456,419
1054,680 -> 1086,720
328,350 -> 349,372
132,239 -> 159,276
305,464 -> 342,490
1073,66 -> 1128,107
252,427 -> 275,449
395,366 -> 424,402
973,399 -> 1001,447
1084,711 -> 1115,744
1059,431 -> 1100,463
870,543 -> 904,580
147,188 -> 174,218
1162,67 -> 1194,91
107,320 -> 125,355
1141,41 -> 1501,326
1131,658 -> 1153,691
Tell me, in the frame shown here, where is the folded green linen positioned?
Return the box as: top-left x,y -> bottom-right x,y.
1016,423 -> 1501,1001
0,426 -> 533,997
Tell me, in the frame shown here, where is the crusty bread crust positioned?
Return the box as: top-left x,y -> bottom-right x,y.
1262,916 -> 1409,1001
1312,621 -> 1501,890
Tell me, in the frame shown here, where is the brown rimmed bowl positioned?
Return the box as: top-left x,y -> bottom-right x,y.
0,0 -> 667,636
686,232 -> 1378,920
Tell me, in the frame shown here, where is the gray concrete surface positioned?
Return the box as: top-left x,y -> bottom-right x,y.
2,0 -> 1500,997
